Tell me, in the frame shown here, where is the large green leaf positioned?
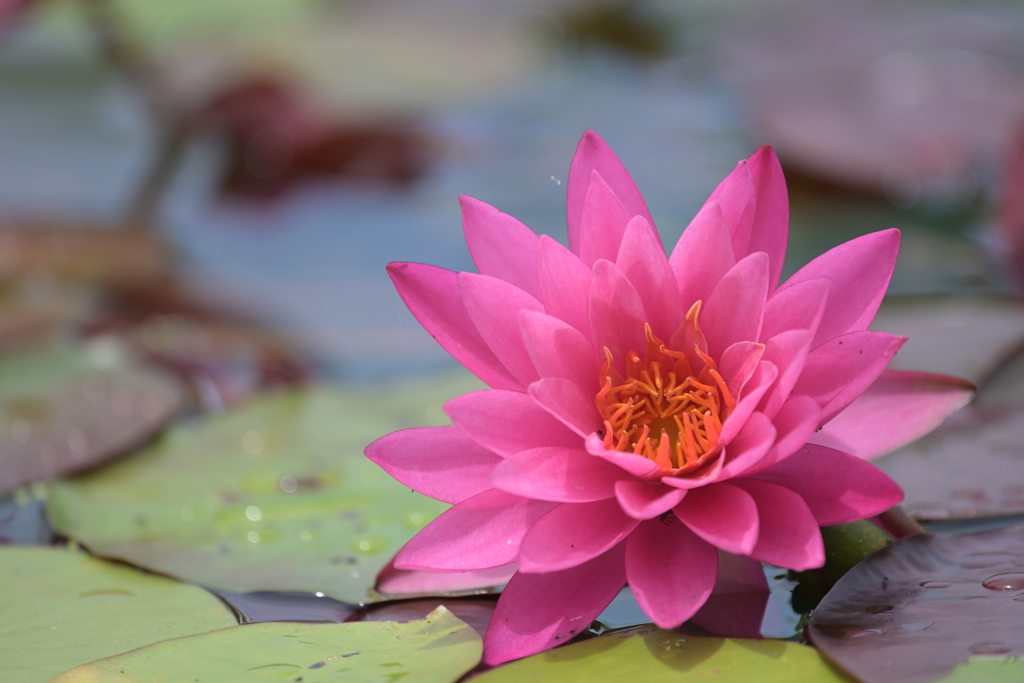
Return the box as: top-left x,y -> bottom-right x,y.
475,625 -> 851,682
46,374 -> 484,604
51,605 -> 481,683
0,545 -> 236,683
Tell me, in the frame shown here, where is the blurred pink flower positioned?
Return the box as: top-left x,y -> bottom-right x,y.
366,131 -> 973,665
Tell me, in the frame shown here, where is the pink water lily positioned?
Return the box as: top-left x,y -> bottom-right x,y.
366,131 -> 973,665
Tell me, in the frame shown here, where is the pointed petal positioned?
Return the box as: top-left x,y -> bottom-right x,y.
719,341 -> 766,397
537,235 -> 593,339
461,195 -> 541,298
460,272 -> 543,387
590,259 -> 648,363
702,252 -> 770,359
752,443 -> 904,526
614,480 -> 687,520
585,433 -> 662,480
809,370 -> 975,460
483,544 -> 626,665
394,489 -> 556,571
491,446 -> 622,502
737,395 -> 820,476
760,277 -> 830,342
746,146 -> 789,289
758,328 -> 814,420
376,561 -> 517,597
732,480 -> 825,571
780,229 -> 900,346
616,215 -> 684,340
529,377 -> 602,438
520,311 -> 599,390
675,483 -> 759,555
706,158 -> 757,263
567,131 -> 654,255
365,426 -> 501,505
445,390 -> 581,457
793,331 -> 907,423
717,411 -> 777,480
719,360 -> 778,446
518,499 -> 640,573
670,201 -> 737,313
388,262 -> 521,390
627,518 -> 717,628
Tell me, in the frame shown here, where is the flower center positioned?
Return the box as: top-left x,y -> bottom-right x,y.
595,307 -> 735,475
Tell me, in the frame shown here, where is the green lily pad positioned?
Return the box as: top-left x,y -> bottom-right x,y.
0,545 -> 236,683
0,339 -> 185,497
46,373 -> 484,604
51,605 -> 481,683
475,625 -> 851,682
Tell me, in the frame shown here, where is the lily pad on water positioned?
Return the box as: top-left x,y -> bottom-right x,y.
0,545 -> 236,683
47,374 -> 485,604
0,339 -> 185,497
809,524 -> 1024,683
475,625 -> 850,682
51,605 -> 481,683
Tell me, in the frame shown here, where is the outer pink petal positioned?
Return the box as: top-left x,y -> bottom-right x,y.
520,311 -> 599,391
752,443 -> 904,526
518,499 -> 640,573
626,518 -> 718,628
738,395 -> 820,476
590,259 -> 648,364
460,272 -> 543,387
585,433 -> 662,481
674,483 -> 759,555
567,130 -> 654,255
461,195 -> 542,298
745,146 -> 789,289
705,158 -> 757,263
780,229 -> 900,346
719,360 -> 778,446
670,201 -> 737,313
376,561 -> 517,597
760,277 -> 830,342
491,446 -> 622,503
529,377 -> 603,438
483,544 -> 626,665
616,215 -> 684,340
394,489 -> 556,571
732,480 -> 825,571
614,480 -> 687,520
364,426 -> 501,505
793,331 -> 907,424
579,171 -> 633,268
388,262 -> 521,390
757,328 -> 814,420
445,390 -> 580,457
690,550 -> 769,638
717,411 -> 777,480
537,235 -> 593,339
719,341 -> 765,397
809,370 -> 975,460
702,252 -> 769,359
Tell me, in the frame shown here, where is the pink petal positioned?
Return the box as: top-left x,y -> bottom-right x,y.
460,195 -> 541,298
760,277 -> 830,342
388,262 -> 521,390
376,561 -> 517,597
705,158 -> 757,263
364,426 -> 502,504
719,360 -> 778,446
445,390 -> 581,457
780,229 -> 900,346
702,252 -> 770,359
491,446 -> 622,503
737,395 -> 820,477
745,146 -> 789,289
518,499 -> 640,573
566,131 -> 654,256
616,215 -> 684,340
529,377 -> 603,438
752,443 -> 904,526
519,311 -> 599,390
674,483 -> 759,555
626,518 -> 718,628
661,451 -> 725,490
732,479 -> 825,571
792,331 -> 907,423
585,433 -> 662,481
614,480 -> 687,520
579,171 -> 633,268
589,259 -> 648,364
690,551 -> 769,638
757,328 -> 814,420
719,341 -> 766,397
483,544 -> 626,665
537,235 -> 593,339
394,489 -> 556,571
460,272 -> 543,387
670,201 -> 737,313
717,411 -> 777,480
809,370 -> 975,460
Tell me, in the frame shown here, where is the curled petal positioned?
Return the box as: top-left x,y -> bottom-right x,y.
736,395 -> 820,477
460,272 -> 543,388
760,277 -> 830,342
718,360 -> 778,446
702,252 -> 770,360
446,390 -> 581,457
491,447 -> 622,503
520,311 -> 599,390
617,215 -> 684,340
461,195 -> 541,298
732,479 -> 825,571
718,341 -> 766,398
529,377 -> 603,438
585,433 -> 662,481
717,411 -> 777,480
590,259 -> 648,365
518,499 -> 640,573
757,328 -> 814,420
675,483 -> 759,555
614,480 -> 687,520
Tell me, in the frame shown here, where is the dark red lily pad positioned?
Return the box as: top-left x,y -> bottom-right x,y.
0,341 -> 184,497
809,524 -> 1024,683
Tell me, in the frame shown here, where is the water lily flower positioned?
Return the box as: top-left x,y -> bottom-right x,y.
366,131 -> 973,665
